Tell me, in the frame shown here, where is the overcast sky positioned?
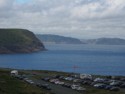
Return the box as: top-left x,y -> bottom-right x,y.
0,0 -> 125,39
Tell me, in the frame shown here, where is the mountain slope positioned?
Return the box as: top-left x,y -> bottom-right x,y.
36,34 -> 83,44
81,38 -> 125,45
0,29 -> 45,53
96,38 -> 125,45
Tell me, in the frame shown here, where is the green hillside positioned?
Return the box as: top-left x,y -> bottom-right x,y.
36,34 -> 83,44
0,29 -> 45,53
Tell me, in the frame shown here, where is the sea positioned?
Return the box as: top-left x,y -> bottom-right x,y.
0,44 -> 125,76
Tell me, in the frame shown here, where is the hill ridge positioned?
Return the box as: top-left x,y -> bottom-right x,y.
0,29 -> 45,54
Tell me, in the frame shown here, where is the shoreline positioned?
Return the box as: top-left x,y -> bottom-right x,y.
0,67 -> 125,94
0,67 -> 125,77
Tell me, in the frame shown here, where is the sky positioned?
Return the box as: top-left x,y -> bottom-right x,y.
0,0 -> 125,39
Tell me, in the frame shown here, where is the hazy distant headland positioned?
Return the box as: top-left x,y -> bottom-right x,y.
36,34 -> 83,44
37,34 -> 125,45
81,38 -> 125,45
0,29 -> 45,54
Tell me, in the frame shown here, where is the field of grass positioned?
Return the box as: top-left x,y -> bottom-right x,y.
0,69 -> 51,94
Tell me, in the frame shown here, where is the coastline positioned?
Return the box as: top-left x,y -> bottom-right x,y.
1,67 -> 125,77
0,68 -> 125,94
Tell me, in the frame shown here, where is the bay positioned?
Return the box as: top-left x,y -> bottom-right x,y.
0,44 -> 125,76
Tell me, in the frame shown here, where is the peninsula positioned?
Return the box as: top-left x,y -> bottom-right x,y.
0,29 -> 45,54
36,34 -> 83,44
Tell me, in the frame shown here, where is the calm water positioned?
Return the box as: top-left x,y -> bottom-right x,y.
0,44 -> 125,76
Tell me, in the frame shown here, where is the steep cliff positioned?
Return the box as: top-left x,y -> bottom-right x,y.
0,29 -> 45,54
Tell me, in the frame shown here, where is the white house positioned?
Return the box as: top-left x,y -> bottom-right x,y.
10,70 -> 18,76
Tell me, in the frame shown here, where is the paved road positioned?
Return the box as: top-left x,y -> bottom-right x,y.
30,77 -> 83,94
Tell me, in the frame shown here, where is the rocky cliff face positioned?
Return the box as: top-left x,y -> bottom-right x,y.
0,29 -> 45,54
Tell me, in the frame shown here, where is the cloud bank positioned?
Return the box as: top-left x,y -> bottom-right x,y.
0,0 -> 125,39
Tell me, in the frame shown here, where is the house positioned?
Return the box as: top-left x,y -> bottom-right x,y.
10,70 -> 18,76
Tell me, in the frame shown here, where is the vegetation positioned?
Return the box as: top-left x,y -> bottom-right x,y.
96,38 -> 125,45
36,34 -> 83,44
0,69 -> 52,94
0,29 -> 45,53
81,38 -> 125,45
0,68 -> 125,94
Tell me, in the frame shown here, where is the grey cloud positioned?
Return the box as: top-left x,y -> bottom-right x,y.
0,0 -> 125,39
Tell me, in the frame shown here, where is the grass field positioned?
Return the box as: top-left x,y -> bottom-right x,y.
0,69 -> 52,94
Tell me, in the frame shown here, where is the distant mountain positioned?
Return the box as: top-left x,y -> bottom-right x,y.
36,34 -> 83,44
0,29 -> 45,54
81,38 -> 125,45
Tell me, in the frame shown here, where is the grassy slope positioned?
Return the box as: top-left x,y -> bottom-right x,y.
0,29 -> 45,53
0,29 -> 39,46
0,69 -> 51,94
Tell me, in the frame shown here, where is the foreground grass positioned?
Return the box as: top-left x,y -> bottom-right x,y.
0,69 -> 51,94
0,69 -> 125,94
